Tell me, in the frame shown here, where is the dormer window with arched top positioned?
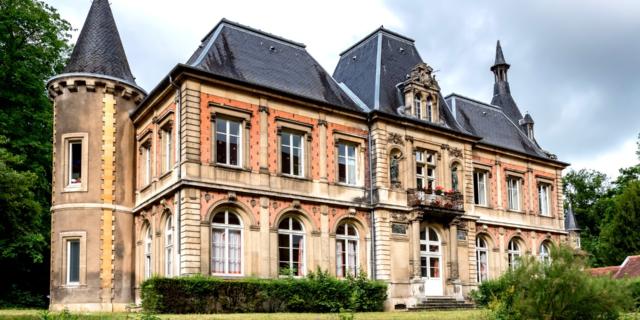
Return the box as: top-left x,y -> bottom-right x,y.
404,63 -> 440,123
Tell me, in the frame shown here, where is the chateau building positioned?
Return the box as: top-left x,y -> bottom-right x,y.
47,0 -> 580,311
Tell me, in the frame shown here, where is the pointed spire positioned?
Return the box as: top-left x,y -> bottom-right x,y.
63,0 -> 135,84
565,203 -> 580,231
494,40 -> 507,66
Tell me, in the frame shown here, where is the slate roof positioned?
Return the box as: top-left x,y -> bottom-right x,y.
445,93 -> 550,158
565,203 -> 580,231
62,0 -> 136,84
333,27 -> 469,134
185,19 -> 361,112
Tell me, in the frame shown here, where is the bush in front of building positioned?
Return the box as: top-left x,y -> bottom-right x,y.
140,269 -> 387,314
470,245 -> 633,320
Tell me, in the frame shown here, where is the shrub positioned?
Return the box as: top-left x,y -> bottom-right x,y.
471,245 -> 633,320
141,269 -> 387,314
626,278 -> 640,311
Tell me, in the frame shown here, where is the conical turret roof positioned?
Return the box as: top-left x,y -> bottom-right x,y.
63,0 -> 135,84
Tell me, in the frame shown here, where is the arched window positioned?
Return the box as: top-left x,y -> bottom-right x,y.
420,227 -> 441,277
508,239 -> 521,270
539,242 -> 551,265
336,222 -> 359,277
476,236 -> 489,283
278,216 -> 305,276
426,96 -> 433,122
414,93 -> 422,119
164,216 -> 173,277
211,210 -> 243,275
144,225 -> 152,279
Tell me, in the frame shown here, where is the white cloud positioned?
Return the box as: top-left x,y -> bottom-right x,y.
567,138 -> 638,178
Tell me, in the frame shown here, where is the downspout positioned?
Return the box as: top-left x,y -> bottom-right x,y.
367,116 -> 377,280
169,76 -> 182,275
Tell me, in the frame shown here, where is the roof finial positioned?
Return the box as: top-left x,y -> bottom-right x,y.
495,40 -> 507,65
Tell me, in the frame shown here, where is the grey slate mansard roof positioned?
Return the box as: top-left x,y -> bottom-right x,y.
62,0 -> 136,85
332,27 -> 468,135
185,19 -> 361,112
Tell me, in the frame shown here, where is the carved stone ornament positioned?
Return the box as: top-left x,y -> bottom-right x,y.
404,62 -> 440,91
391,212 -> 408,222
449,147 -> 463,158
388,132 -> 404,146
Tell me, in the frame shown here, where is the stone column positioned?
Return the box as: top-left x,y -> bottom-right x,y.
259,197 -> 270,277
411,215 -> 421,279
449,220 -> 459,280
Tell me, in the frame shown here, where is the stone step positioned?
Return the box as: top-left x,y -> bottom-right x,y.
409,297 -> 476,311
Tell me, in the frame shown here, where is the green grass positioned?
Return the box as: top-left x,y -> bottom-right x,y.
0,309 -> 488,320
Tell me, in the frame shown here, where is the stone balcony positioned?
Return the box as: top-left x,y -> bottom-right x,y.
407,189 -> 465,213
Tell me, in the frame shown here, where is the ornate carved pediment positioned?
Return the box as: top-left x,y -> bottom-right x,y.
404,62 -> 440,91
388,133 -> 404,146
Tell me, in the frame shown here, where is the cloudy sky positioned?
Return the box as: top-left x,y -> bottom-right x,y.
45,0 -> 640,177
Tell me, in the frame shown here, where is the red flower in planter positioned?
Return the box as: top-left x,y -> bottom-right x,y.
435,185 -> 445,195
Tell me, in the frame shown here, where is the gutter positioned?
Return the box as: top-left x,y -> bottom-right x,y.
367,116 -> 377,280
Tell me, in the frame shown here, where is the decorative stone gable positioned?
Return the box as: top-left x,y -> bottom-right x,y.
404,62 -> 440,91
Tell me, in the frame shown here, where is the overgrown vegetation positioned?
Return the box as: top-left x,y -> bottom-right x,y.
141,270 -> 387,314
0,0 -> 71,308
471,245 -> 635,320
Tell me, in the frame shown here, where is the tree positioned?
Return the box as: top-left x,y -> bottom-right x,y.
0,0 -> 71,307
599,181 -> 640,266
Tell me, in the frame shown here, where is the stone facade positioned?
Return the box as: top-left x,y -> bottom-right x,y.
48,1 -> 575,312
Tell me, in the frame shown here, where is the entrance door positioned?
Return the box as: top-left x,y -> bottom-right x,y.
420,227 -> 443,296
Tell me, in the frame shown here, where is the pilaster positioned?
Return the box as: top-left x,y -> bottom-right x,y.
100,91 -> 116,305
180,188 -> 201,275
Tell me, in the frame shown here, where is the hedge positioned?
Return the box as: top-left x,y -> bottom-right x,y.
141,270 -> 387,314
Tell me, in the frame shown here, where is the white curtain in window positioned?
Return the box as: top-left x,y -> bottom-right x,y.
212,229 -> 225,273
336,240 -> 344,277
228,230 -> 241,274
347,240 -> 357,275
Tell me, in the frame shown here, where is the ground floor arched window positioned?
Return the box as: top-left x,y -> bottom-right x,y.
336,222 -> 358,277
278,216 -> 305,276
476,236 -> 489,283
508,239 -> 521,270
211,210 -> 243,275
165,216 -> 173,277
539,242 -> 551,265
144,225 -> 152,279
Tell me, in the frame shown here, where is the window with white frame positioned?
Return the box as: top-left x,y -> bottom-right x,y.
414,93 -> 422,119
66,239 -> 80,285
419,227 -> 441,278
164,216 -> 173,277
508,239 -> 521,270
415,150 -> 436,190
336,223 -> 358,277
278,216 -> 305,276
161,127 -> 173,173
338,142 -> 357,185
538,183 -> 551,216
539,242 -> 551,265
142,144 -> 151,186
144,226 -> 152,279
507,176 -> 521,211
474,170 -> 488,206
211,210 -> 243,275
281,132 -> 304,177
68,140 -> 82,187
476,236 -> 489,283
215,118 -> 242,167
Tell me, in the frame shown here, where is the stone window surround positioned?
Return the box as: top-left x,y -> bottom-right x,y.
536,177 -> 555,217
505,170 -> 525,213
406,90 -> 439,122
61,132 -> 89,193
157,111 -> 174,177
473,164 -> 492,208
412,143 -> 439,189
276,117 -> 313,180
137,132 -> 153,190
333,130 -> 366,187
210,103 -> 252,170
59,231 -> 87,287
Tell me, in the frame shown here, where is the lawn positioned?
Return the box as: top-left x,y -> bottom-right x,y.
0,309 -> 487,320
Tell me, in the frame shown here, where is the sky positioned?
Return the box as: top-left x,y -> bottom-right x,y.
45,0 -> 640,178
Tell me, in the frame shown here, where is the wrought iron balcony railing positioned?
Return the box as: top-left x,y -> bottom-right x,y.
407,189 -> 464,211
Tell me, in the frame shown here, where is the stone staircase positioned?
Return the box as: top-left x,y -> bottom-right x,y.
408,296 -> 476,311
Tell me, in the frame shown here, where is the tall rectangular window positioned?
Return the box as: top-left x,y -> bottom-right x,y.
68,141 -> 82,187
66,239 -> 80,285
281,132 -> 303,177
161,128 -> 172,173
415,150 -> 435,189
216,118 -> 241,166
338,143 -> 357,185
507,177 -> 521,211
539,184 -> 551,216
474,170 -> 488,206
143,145 -> 151,186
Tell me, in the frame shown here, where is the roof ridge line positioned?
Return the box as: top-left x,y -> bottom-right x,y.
221,18 -> 306,48
339,26 -> 414,57
446,93 -> 501,110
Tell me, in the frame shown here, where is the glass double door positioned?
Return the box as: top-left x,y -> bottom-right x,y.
420,227 -> 443,296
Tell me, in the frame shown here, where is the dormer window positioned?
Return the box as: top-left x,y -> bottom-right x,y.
426,96 -> 433,122
414,93 -> 422,119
